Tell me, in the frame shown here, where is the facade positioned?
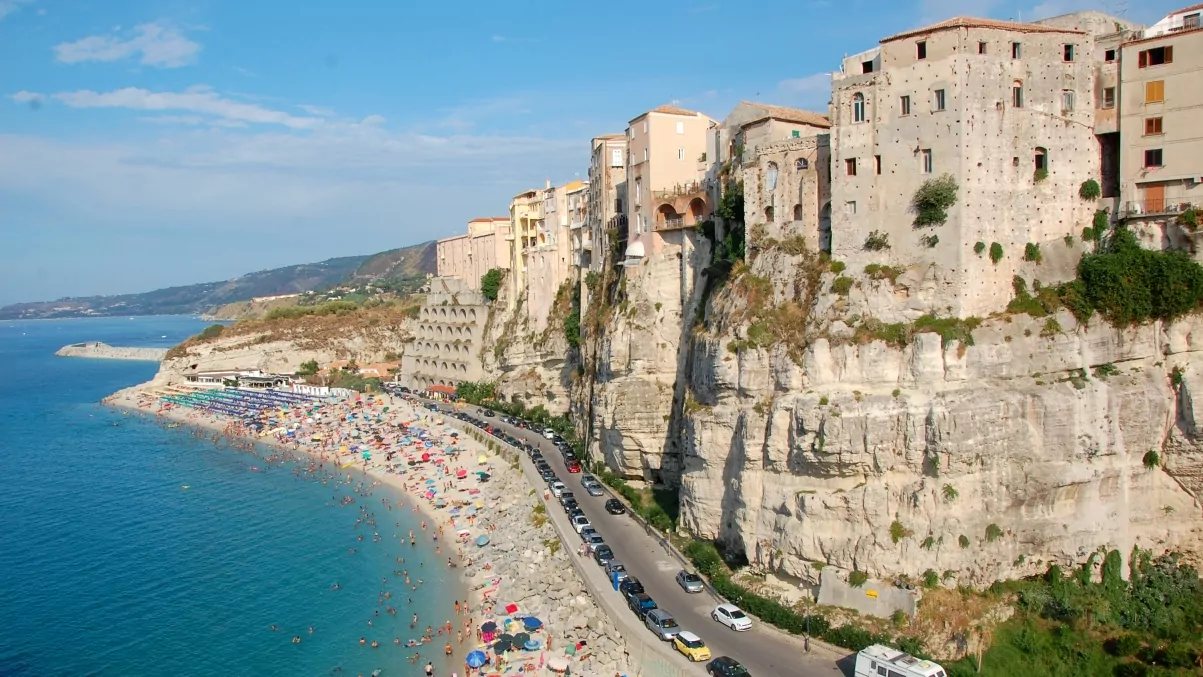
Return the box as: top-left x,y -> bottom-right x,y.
624,106 -> 717,264
587,135 -> 629,273
830,16 -> 1107,317
567,180 -> 590,269
400,277 -> 488,390
507,189 -> 543,310
525,183 -> 574,332
436,217 -> 511,290
743,130 -> 832,252
1118,5 -> 1203,223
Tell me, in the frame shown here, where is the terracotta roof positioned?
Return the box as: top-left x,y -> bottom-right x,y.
741,102 -> 831,128
881,16 -> 1085,43
630,105 -> 699,123
1172,3 -> 1203,14
469,217 -> 509,223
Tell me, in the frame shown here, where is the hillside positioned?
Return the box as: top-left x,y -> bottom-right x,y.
0,241 -> 437,320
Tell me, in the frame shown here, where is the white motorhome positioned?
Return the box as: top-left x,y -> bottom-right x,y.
854,645 -> 946,677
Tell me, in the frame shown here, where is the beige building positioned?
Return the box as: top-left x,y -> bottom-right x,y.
567,180 -> 590,269
436,217 -> 510,290
623,106 -> 717,264
525,182 -> 575,332
830,16 -> 1112,317
400,277 -> 488,390
507,189 -> 543,310
1118,4 -> 1203,223
587,135 -> 629,273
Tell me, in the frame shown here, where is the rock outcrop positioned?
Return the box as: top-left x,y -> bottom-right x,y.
56,342 -> 168,361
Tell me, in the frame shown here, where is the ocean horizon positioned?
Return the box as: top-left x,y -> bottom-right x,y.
0,317 -> 457,677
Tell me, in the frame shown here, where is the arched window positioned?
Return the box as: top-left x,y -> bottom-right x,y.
795,158 -> 809,170
853,93 -> 866,123
765,161 -> 779,192
819,202 -> 832,255
793,204 -> 803,221
1035,147 -> 1048,172
765,206 -> 775,222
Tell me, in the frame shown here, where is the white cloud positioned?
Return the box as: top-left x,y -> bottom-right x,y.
11,90 -> 44,104
52,86 -> 322,129
0,0 -> 34,21
360,114 -> 386,126
138,115 -> 248,128
53,21 -> 201,68
298,104 -> 336,117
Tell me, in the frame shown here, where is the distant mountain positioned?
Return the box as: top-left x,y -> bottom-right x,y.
0,241 -> 437,320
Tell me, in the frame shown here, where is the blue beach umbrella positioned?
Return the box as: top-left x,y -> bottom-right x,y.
522,616 -> 543,630
475,534 -> 490,547
466,650 -> 487,668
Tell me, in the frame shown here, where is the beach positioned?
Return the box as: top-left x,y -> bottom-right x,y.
106,384 -> 632,677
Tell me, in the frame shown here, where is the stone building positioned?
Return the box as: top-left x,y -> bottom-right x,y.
567,180 -> 590,270
436,217 -> 510,290
400,277 -> 488,390
507,189 -> 543,310
587,135 -> 628,272
829,16 -> 1109,318
1118,5 -> 1203,229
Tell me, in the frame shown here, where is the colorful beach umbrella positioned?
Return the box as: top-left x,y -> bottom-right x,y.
466,650 -> 487,668
522,617 -> 543,630
480,621 -> 498,633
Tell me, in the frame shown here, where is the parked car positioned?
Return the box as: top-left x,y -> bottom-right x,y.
676,570 -> 705,593
585,483 -> 605,497
593,544 -> 615,566
566,460 -> 582,473
579,527 -> 598,542
626,591 -> 657,618
561,497 -> 579,512
619,577 -> 644,597
605,499 -> 627,515
673,631 -> 712,662
550,482 -> 567,498
481,409 -> 495,417
712,604 -> 753,631
580,474 -> 596,485
567,508 -> 585,521
424,403 -> 440,411
585,534 -> 605,551
644,609 -> 680,641
605,560 -> 626,578
542,428 -> 556,440
571,515 -> 591,534
705,656 -> 750,677
558,491 -> 575,506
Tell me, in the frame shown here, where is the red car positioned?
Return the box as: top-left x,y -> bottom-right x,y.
566,460 -> 582,473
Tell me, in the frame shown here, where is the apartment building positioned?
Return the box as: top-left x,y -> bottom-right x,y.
507,189 -> 543,310
400,277 -> 488,390
587,135 -> 628,272
435,217 -> 511,290
623,106 -> 717,264
567,180 -> 590,269
830,16 -> 1106,317
1118,4 -> 1203,223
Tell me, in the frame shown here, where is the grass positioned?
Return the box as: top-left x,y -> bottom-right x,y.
854,314 -> 981,349
864,263 -> 905,284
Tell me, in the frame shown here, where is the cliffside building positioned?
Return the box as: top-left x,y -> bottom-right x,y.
507,189 -> 544,311
400,277 -> 488,390
829,16 -> 1115,317
587,135 -> 629,275
436,217 -> 511,290
568,180 -> 590,270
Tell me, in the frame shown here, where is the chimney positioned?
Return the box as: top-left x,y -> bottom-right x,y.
546,179 -> 551,189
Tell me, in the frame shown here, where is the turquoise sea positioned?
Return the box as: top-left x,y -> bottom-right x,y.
0,317 -> 457,677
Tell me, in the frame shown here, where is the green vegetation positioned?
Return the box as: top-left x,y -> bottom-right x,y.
1093,363 -> 1120,379
922,569 -> 940,589
562,282 -> 581,349
848,570 -> 869,588
530,503 -> 548,528
829,260 -> 847,274
832,276 -> 854,295
864,230 -> 891,251
198,324 -> 225,340
986,524 -> 1004,543
974,241 -> 986,256
854,314 -> 982,349
1079,179 -> 1102,201
921,536 -> 935,550
890,520 -> 913,544
715,180 -> 745,223
1024,243 -> 1043,264
921,234 -> 940,248
819,396 -> 829,406
1041,318 -> 1062,338
1065,235 -> 1075,247
959,534 -> 971,549
865,264 -> 904,284
1180,208 -> 1199,231
912,174 -> 960,228
296,359 -> 319,376
990,242 -> 1005,265
480,268 -> 504,302
265,300 -> 359,320
1034,168 -> 1049,183
1078,228 -> 1203,325
1143,450 -> 1160,470
942,483 -> 958,502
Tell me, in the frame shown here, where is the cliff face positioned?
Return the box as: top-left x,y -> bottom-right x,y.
479,282 -> 577,413
673,240 -> 1203,584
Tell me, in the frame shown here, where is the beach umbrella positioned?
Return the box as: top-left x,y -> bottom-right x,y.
456,469 -> 467,478
475,534 -> 490,547
523,639 -> 540,651
477,454 -> 488,464
497,633 -> 514,645
522,617 -> 543,630
480,621 -> 498,633
512,632 -> 530,647
492,639 -> 513,654
421,452 -> 431,461
547,656 -> 569,673
466,651 -> 487,668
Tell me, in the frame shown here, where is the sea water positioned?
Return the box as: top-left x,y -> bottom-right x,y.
0,317 -> 457,677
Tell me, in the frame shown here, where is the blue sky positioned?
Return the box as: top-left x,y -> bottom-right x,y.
0,0 -> 1183,305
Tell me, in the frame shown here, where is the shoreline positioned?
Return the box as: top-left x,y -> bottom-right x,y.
105,384 -> 632,676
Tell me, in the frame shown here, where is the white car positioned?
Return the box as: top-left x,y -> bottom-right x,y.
712,604 -> 752,631
542,428 -> 556,440
550,481 -> 567,498
571,515 -> 591,533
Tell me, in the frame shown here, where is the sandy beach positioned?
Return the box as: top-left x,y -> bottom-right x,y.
105,384 -> 632,677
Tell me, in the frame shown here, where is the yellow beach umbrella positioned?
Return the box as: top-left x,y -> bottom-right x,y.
477,455 -> 488,464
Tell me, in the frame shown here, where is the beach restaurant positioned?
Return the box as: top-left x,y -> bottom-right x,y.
184,370 -> 293,389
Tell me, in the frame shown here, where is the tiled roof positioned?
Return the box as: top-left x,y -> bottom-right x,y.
881,16 -> 1085,43
469,217 -> 510,222
742,102 -> 831,128
1172,2 -> 1203,15
650,105 -> 699,116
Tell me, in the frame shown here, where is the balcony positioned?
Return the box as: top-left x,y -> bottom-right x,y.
1119,199 -> 1201,220
652,179 -> 713,202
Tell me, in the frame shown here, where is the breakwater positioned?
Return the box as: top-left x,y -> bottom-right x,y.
56,341 -> 168,361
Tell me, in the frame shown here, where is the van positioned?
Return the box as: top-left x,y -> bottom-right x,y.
643,609 -> 680,640
855,644 -> 946,677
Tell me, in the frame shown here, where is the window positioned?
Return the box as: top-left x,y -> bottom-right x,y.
1063,44 -> 1075,61
1144,148 -> 1163,167
1103,87 -> 1115,109
765,206 -> 775,221
846,158 -> 857,176
845,201 -> 857,215
676,121 -> 685,134
1145,80 -> 1165,103
1105,49 -> 1116,62
643,148 -> 648,162
900,95 -> 911,115
765,162 -> 779,191
1145,117 -> 1163,135
635,179 -> 641,204
1139,46 -> 1173,68
874,154 -> 881,174
853,93 -> 866,122
1035,147 -> 1047,172
1186,13 -> 1200,29
643,121 -> 648,133
1061,90 -> 1075,111
917,41 -> 927,59
934,89 -> 946,111
678,148 -> 685,160
610,148 -> 623,167
1012,156 -> 1019,167
792,129 -> 800,138
795,158 -> 809,170
921,149 -> 933,173
862,60 -> 874,74
1012,41 -> 1022,58
978,41 -> 987,54
793,204 -> 803,221
1013,83 -> 1024,108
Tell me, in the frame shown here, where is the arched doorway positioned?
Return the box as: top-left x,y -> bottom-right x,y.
657,203 -> 682,230
688,197 -> 707,226
819,202 -> 832,254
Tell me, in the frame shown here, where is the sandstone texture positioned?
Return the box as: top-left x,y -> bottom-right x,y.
56,342 -> 168,361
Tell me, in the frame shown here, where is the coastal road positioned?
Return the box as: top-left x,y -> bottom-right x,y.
422,398 -> 847,677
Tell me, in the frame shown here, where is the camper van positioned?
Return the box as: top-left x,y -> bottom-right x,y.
854,645 -> 946,677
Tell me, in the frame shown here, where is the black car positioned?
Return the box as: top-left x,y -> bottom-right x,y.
593,544 -> 615,567
604,499 -> 627,515
625,590 -> 656,617
481,409 -> 495,417
706,656 -> 750,677
424,403 -> 439,411
567,507 -> 585,520
619,577 -> 644,597
561,497 -> 579,512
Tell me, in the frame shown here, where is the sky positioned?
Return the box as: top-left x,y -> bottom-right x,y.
0,0 -> 1184,305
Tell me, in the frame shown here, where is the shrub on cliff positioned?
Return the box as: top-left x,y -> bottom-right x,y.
1077,227 -> 1203,325
480,268 -> 503,302
198,324 -> 225,340
912,174 -> 959,228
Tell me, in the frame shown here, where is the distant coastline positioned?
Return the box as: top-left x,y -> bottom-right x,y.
56,341 -> 168,362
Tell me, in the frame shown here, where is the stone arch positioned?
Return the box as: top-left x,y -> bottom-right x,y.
688,197 -> 706,226
469,309 -> 477,320
819,202 -> 832,254
765,206 -> 775,222
793,204 -> 803,222
1035,146 -> 1048,172
656,203 -> 681,229
795,157 -> 809,171
765,161 -> 779,192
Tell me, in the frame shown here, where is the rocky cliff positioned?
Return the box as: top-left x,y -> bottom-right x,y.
479,282 -> 577,413
56,342 -> 168,361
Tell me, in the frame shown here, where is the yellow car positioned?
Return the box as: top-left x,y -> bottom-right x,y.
673,631 -> 711,662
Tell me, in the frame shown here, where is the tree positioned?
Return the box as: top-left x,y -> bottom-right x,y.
297,359 -> 320,376
480,268 -> 504,302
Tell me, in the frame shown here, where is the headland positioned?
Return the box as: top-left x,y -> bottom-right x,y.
57,341 -> 168,361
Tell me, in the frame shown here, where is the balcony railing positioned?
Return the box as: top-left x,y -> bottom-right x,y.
1119,199 -> 1201,219
655,215 -> 688,231
652,179 -> 713,201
